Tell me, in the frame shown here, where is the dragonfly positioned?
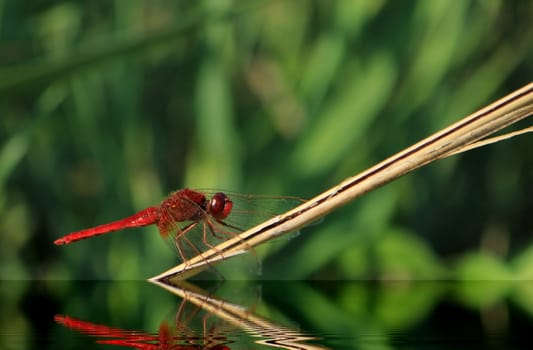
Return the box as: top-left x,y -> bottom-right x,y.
54,188 -> 302,265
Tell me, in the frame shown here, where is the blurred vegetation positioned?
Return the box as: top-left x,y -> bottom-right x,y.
0,0 -> 532,283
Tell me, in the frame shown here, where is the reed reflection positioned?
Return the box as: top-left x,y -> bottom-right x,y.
54,280 -> 326,350
156,280 -> 327,350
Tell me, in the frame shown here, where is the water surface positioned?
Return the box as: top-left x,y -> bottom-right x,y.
1,280 -> 532,349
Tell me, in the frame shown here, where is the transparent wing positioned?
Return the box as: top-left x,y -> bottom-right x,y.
203,190 -> 304,232
163,190 -> 304,271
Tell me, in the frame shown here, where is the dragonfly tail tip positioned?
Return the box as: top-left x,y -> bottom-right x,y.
54,238 -> 66,245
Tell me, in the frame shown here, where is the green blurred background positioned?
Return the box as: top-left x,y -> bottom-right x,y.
1,0 -> 532,281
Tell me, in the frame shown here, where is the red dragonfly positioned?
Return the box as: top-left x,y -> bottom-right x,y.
54,188 -> 301,264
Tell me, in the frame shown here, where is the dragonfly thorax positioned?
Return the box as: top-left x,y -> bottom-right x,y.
159,189 -> 207,225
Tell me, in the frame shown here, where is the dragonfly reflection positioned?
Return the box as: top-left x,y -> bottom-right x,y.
55,281 -> 327,350
55,314 -> 230,350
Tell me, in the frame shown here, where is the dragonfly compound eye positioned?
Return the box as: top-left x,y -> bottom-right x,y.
208,192 -> 233,220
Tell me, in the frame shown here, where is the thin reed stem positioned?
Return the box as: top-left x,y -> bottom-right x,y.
151,82 -> 533,281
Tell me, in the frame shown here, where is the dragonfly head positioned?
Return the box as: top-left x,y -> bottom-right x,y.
207,192 -> 233,220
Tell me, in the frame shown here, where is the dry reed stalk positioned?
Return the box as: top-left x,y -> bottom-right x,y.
151,82 -> 533,281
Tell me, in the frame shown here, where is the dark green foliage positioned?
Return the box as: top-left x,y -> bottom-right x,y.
1,0 -> 532,282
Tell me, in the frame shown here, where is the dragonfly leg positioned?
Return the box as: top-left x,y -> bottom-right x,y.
174,222 -> 198,263
216,219 -> 244,233
203,219 -> 260,271
202,221 -> 218,250
176,221 -> 223,278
